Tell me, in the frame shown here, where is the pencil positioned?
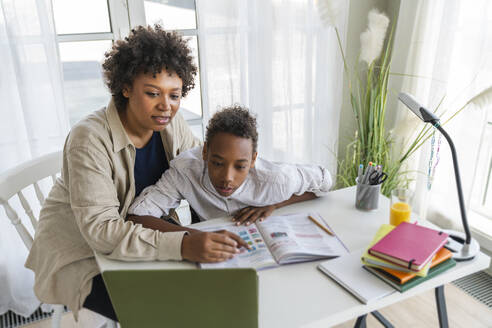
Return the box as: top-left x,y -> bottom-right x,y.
308,215 -> 334,236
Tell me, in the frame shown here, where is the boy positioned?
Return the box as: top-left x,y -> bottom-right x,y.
129,105 -> 331,227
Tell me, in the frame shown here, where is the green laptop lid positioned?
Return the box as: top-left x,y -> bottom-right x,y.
102,268 -> 258,328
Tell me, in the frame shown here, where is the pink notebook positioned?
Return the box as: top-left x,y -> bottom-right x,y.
368,222 -> 449,271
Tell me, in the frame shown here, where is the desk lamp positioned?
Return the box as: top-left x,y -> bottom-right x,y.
398,92 -> 480,261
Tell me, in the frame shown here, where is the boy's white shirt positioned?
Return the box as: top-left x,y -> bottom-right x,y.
128,146 -> 332,222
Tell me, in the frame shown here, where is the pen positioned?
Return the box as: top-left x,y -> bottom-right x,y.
362,162 -> 372,184
358,164 -> 363,183
308,215 -> 334,236
367,163 -> 376,181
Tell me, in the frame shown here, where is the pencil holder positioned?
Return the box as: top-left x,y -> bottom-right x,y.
355,177 -> 381,210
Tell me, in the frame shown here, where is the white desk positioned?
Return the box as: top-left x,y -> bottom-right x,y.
95,187 -> 490,328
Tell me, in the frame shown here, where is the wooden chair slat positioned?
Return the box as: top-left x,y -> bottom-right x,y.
17,190 -> 38,230
1,200 -> 33,250
33,182 -> 45,205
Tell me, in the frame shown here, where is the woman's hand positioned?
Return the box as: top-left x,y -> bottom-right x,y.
181,230 -> 249,263
232,205 -> 277,226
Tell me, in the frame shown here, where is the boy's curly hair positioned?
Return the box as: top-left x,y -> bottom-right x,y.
206,105 -> 259,153
102,25 -> 197,111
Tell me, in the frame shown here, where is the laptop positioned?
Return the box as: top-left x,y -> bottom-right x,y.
96,253 -> 258,328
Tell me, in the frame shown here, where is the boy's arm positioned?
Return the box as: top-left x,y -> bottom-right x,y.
127,214 -> 198,233
128,166 -> 185,219
233,163 -> 331,225
233,192 -> 316,225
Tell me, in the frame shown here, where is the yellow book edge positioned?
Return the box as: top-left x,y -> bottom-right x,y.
366,248 -> 452,284
361,224 -> 431,277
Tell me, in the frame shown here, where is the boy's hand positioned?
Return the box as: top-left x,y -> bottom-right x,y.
233,205 -> 277,226
181,230 -> 249,263
233,193 -> 317,226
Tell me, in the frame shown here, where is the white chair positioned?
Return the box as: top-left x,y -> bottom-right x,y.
0,151 -> 117,328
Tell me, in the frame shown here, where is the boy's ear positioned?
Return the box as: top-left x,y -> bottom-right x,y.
250,152 -> 258,168
122,85 -> 131,98
202,143 -> 208,160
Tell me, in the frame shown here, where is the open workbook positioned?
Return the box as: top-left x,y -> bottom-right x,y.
196,212 -> 348,270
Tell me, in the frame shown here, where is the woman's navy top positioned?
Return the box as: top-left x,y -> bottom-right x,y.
134,132 -> 169,197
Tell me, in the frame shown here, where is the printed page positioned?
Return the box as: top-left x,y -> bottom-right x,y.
256,212 -> 348,264
199,221 -> 277,270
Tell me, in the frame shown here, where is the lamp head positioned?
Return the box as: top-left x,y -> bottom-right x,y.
398,92 -> 440,124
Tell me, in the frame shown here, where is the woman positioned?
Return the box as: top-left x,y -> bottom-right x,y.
25,25 -> 244,322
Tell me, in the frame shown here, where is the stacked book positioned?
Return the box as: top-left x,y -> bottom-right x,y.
361,222 -> 456,292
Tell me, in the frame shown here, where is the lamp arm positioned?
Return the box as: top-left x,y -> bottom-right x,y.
434,123 -> 471,245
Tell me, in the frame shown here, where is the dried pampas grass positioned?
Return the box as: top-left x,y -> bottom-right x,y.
360,9 -> 390,65
316,0 -> 345,27
467,86 -> 492,109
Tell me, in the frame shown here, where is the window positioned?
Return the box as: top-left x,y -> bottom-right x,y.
52,0 -> 124,126
52,0 -> 205,139
469,109 -> 492,236
470,119 -> 492,216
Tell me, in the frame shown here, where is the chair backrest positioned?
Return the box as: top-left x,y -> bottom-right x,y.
0,151 -> 62,250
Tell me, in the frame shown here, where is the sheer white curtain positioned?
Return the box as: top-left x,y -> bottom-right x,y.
392,0 -> 492,230
0,0 -> 68,317
196,0 -> 348,173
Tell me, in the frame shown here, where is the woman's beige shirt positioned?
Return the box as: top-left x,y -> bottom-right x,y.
25,99 -> 200,318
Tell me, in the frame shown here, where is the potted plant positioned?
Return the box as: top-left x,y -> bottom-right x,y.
317,1 -> 492,197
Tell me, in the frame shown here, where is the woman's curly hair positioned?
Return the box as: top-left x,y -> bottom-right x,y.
206,105 -> 259,153
102,25 -> 197,111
